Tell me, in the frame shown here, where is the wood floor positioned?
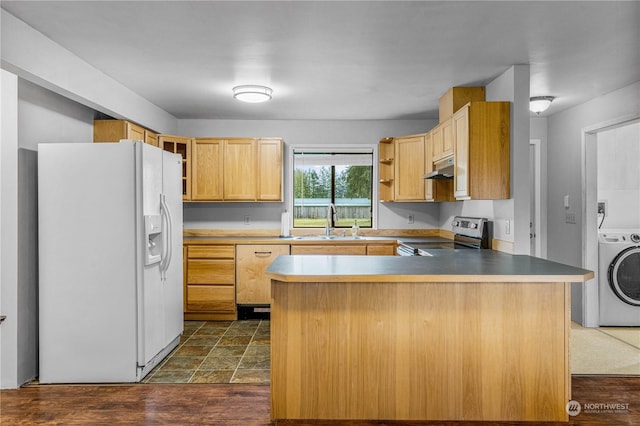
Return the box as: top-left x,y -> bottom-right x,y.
1,376 -> 638,425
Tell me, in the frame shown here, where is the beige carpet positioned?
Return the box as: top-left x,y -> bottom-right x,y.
571,322 -> 640,375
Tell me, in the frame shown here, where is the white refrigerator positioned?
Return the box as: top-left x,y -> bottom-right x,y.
38,141 -> 183,383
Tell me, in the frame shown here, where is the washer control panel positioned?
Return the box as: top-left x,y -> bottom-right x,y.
599,231 -> 640,243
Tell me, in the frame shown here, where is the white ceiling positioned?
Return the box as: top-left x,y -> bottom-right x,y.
2,1 -> 639,120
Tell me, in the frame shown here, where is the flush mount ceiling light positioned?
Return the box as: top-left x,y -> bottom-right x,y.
232,85 -> 273,103
529,96 -> 555,114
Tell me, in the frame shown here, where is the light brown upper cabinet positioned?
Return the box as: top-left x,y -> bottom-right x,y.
191,138 -> 284,202
145,130 -> 158,147
191,138 -> 224,201
223,138 -> 258,200
424,132 -> 434,202
94,119 -> 157,146
434,85 -> 485,163
453,102 -> 510,200
438,86 -> 486,123
424,132 -> 455,202
159,134 -> 192,201
431,118 -> 453,162
256,138 -> 283,201
394,134 -> 426,201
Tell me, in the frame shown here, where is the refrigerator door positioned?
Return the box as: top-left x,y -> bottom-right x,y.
161,150 -> 185,345
38,142 -> 138,383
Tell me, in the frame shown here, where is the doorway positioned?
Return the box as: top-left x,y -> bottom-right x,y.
582,115 -> 640,327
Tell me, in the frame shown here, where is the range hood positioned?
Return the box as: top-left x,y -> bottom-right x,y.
423,156 -> 454,180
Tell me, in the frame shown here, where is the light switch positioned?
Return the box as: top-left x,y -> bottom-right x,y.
564,195 -> 570,209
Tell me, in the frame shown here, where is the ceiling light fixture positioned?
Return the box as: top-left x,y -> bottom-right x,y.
233,85 -> 273,103
529,96 -> 555,114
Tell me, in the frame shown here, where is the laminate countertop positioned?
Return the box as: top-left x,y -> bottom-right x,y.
265,250 -> 594,283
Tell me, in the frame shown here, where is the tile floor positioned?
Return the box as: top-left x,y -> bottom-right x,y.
143,320 -> 270,384
144,319 -> 640,384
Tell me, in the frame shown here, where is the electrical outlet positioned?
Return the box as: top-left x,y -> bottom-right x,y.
597,201 -> 607,216
244,215 -> 251,225
408,215 -> 414,224
505,219 -> 510,235
565,212 -> 576,224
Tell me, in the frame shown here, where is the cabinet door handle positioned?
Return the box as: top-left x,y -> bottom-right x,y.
254,251 -> 272,257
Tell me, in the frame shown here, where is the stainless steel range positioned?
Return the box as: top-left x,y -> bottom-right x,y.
397,216 -> 491,256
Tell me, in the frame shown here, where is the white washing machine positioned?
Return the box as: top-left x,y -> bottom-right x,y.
598,230 -> 640,326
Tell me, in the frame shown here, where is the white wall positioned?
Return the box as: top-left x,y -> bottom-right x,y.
17,78 -> 96,385
1,9 -> 177,135
547,81 -> 640,325
178,119 -> 440,230
597,122 -> 640,230
1,70 -> 19,389
1,73 -> 96,388
547,82 -> 640,266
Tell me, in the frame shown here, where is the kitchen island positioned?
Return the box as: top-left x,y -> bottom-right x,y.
265,251 -> 593,423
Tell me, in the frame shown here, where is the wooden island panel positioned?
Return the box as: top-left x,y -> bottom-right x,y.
271,280 -> 570,422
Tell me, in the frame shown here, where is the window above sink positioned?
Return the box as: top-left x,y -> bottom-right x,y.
292,149 -> 373,229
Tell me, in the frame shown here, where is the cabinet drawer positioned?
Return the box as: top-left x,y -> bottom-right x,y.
291,245 -> 367,255
186,285 -> 235,312
366,245 -> 396,256
187,259 -> 235,284
188,245 -> 235,259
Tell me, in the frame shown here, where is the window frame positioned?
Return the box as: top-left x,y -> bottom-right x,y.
288,145 -> 379,229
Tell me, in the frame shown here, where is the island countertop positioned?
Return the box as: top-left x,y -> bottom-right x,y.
268,250 -> 591,422
265,250 -> 594,283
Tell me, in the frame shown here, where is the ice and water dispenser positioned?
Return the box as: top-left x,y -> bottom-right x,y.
144,215 -> 162,265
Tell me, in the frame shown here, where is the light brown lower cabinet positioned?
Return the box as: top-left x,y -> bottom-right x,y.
270,280 -> 571,422
184,242 -> 396,319
185,245 -> 237,320
366,244 -> 396,255
290,245 -> 367,255
236,245 -> 291,305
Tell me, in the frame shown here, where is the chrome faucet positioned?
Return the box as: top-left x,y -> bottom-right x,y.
326,203 -> 338,237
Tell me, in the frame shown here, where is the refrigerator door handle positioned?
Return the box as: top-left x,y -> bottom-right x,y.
159,195 -> 168,279
159,193 -> 173,280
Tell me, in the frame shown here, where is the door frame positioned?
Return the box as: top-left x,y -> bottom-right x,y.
529,139 -> 542,258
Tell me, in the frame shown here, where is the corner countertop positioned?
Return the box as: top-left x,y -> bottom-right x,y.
265,250 -> 594,283
182,229 -> 450,245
